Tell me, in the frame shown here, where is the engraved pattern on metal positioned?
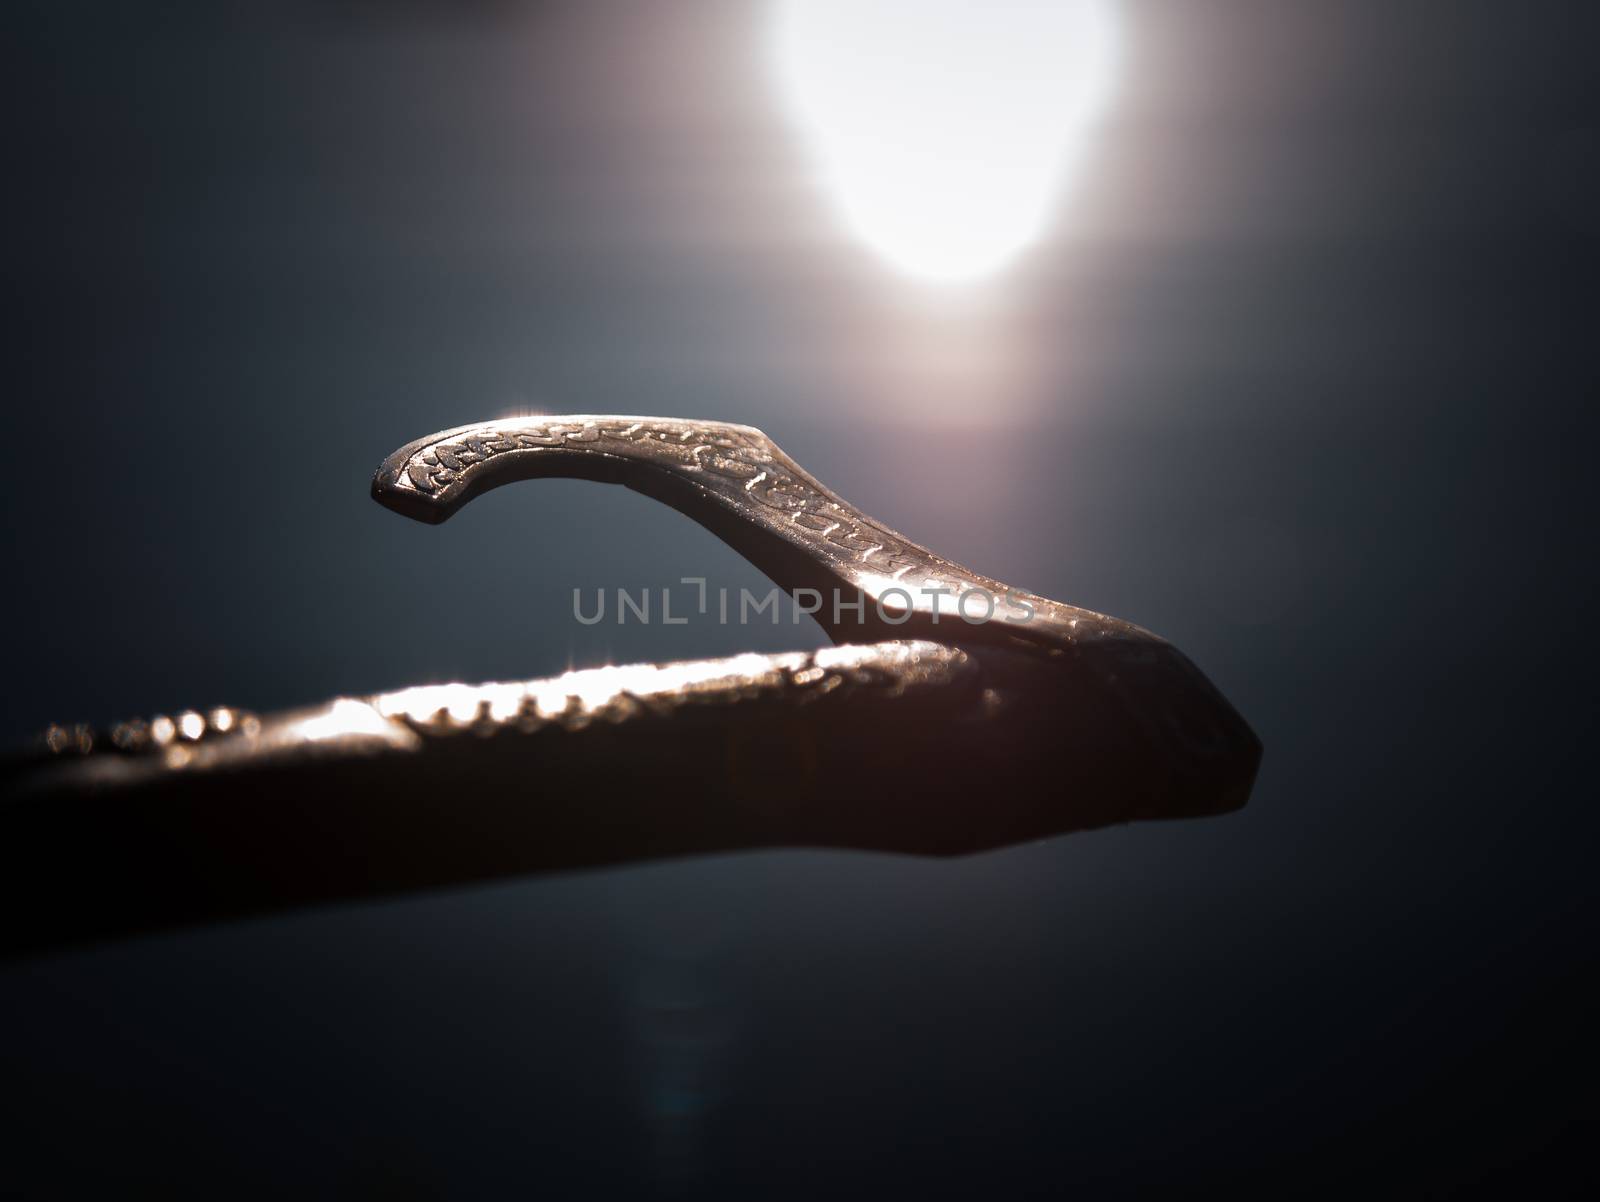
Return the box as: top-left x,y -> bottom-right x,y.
370,415 -> 1145,653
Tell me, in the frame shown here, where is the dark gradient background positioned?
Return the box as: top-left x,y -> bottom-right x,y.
3,1 -> 1595,1196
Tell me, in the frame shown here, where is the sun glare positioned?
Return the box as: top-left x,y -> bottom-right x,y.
771,0 -> 1120,282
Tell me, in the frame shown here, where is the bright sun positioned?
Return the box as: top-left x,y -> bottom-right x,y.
771,0 -> 1120,283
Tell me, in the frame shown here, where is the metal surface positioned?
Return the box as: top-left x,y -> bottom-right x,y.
3,415 -> 1259,955
374,415 -> 1139,651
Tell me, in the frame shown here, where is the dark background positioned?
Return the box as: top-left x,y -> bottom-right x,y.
2,0 -> 1595,1196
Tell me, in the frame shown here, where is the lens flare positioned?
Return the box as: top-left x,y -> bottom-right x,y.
771,0 -> 1120,282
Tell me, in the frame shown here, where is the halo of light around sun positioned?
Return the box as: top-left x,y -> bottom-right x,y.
771,0 -> 1121,282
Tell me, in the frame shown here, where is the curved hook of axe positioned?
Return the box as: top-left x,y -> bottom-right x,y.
0,416 -> 1258,957
371,414 -> 1136,651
